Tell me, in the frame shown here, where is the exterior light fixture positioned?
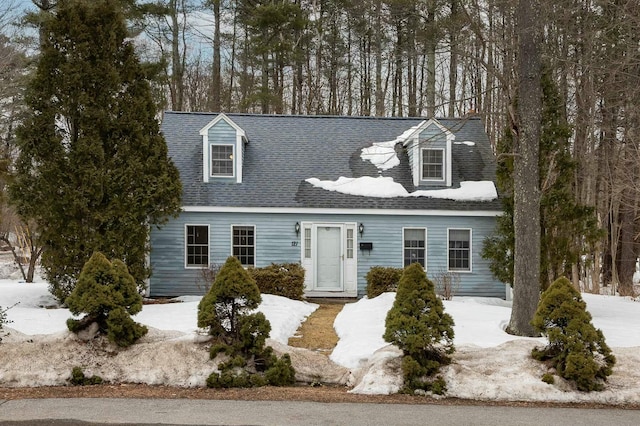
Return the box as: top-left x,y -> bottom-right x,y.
295,222 -> 300,236
358,223 -> 364,236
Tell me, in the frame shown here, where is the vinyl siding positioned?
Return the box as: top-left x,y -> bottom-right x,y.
150,211 -> 505,298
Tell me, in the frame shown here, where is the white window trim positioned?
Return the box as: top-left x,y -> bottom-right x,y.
447,228 -> 472,273
402,227 -> 428,270
420,148 -> 445,182
184,224 -> 210,269
210,144 -> 236,178
230,224 -> 256,267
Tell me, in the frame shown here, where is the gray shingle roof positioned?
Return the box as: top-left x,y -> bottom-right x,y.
161,112 -> 501,211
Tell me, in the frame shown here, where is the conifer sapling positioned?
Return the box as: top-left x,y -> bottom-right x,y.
66,252 -> 147,347
531,276 -> 615,391
384,262 -> 455,393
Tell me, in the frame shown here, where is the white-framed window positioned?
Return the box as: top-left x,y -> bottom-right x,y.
185,224 -> 209,268
421,148 -> 444,180
211,144 -> 234,177
403,228 -> 426,268
232,225 -> 255,267
448,228 -> 471,272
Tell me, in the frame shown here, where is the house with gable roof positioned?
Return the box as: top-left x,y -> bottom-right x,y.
149,112 -> 506,298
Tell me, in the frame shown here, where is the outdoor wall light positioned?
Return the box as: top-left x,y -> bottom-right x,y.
295,222 -> 300,236
358,223 -> 364,236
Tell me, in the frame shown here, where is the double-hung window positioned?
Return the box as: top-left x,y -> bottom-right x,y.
448,229 -> 471,271
232,225 -> 255,267
403,228 -> 426,268
186,225 -> 209,267
211,145 -> 234,177
421,148 -> 444,180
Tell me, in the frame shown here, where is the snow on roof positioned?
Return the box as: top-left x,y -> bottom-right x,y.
305,176 -> 497,202
360,141 -> 399,171
359,122 -> 426,171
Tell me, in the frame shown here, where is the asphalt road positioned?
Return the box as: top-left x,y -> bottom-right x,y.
1,398 -> 639,425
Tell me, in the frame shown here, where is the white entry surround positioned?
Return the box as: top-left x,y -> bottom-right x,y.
300,222 -> 358,297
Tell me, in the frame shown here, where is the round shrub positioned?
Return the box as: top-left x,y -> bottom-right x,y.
366,266 -> 402,298
531,276 -> 615,392
66,252 -> 147,347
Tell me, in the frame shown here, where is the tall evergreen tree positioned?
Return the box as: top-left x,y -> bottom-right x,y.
482,70 -> 600,291
236,0 -> 308,114
10,0 -> 182,302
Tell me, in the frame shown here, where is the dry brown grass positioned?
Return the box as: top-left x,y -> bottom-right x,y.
287,303 -> 343,354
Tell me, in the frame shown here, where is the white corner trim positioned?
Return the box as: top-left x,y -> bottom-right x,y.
446,132 -> 454,187
202,132 -> 209,183
236,133 -> 243,183
412,140 -> 420,187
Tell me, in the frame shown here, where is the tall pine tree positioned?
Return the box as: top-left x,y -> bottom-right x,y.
11,0 -> 181,302
482,69 -> 600,291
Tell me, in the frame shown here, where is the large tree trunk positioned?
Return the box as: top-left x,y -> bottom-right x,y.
508,0 -> 542,337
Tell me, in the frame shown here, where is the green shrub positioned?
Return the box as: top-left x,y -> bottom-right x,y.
199,256 -> 296,388
264,354 -> 296,386
249,263 -> 305,300
366,266 -> 402,298
206,370 -> 251,388
105,307 -> 148,348
531,277 -> 615,392
65,252 -> 147,347
209,343 -> 233,359
70,367 -> 103,386
238,312 -> 271,356
198,256 -> 261,340
541,373 -> 555,385
384,262 -> 455,393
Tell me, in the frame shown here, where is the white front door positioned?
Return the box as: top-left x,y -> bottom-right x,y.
315,225 -> 343,291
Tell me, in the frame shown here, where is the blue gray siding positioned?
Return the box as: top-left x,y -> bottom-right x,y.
150,211 -> 504,298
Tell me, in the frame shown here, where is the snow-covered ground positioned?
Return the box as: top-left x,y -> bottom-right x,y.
2,276 -> 640,405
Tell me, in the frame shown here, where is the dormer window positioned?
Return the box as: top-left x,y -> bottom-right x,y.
421,148 -> 444,181
211,145 -> 234,177
403,118 -> 454,187
199,113 -> 247,183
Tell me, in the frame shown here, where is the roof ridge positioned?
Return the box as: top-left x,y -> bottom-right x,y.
163,111 -> 479,121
